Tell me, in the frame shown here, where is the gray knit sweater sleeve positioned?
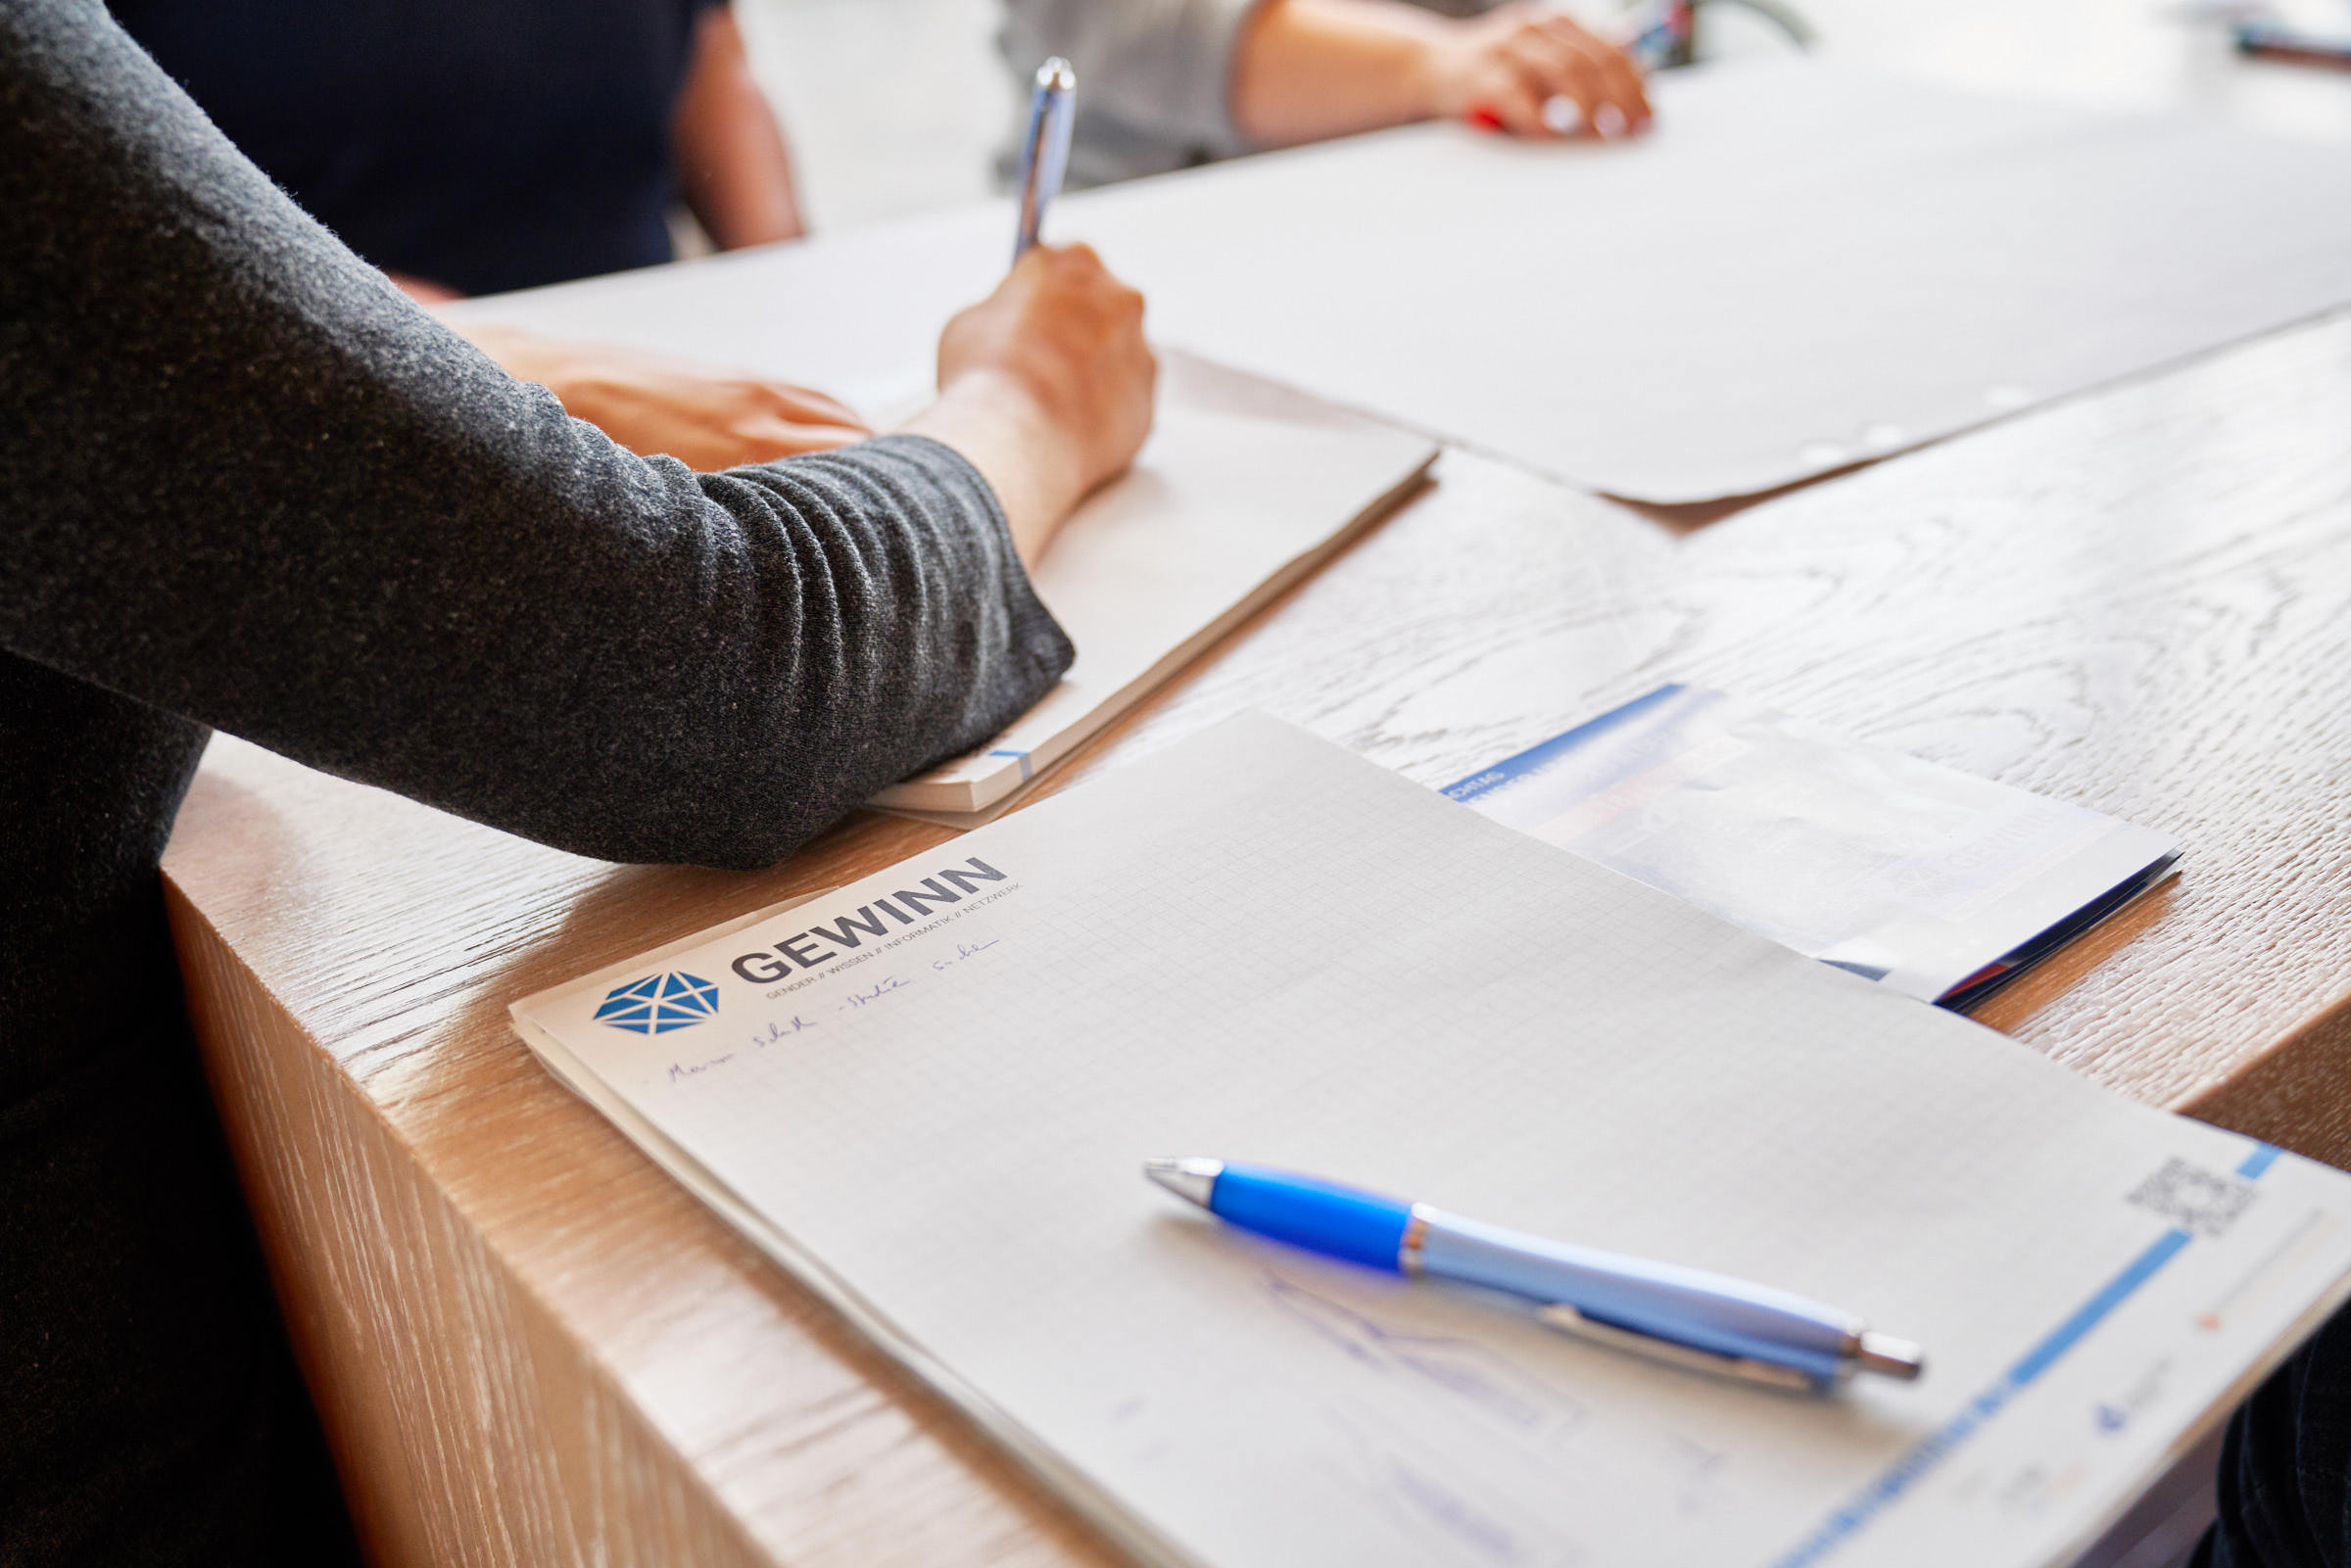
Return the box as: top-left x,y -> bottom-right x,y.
0,0 -> 1074,871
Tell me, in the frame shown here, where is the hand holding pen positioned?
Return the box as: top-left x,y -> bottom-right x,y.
928,244 -> 1154,546
900,56 -> 1156,566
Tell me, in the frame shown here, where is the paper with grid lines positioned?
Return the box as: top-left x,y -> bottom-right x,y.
513,714 -> 2351,1568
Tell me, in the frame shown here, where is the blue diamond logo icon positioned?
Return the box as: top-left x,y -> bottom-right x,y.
594,972 -> 720,1034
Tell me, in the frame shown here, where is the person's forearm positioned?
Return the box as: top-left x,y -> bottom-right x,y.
4,0 -> 1072,871
899,374 -> 1089,571
672,7 -> 805,248
1230,0 -> 1451,147
430,317 -> 871,469
1233,1 -> 1654,148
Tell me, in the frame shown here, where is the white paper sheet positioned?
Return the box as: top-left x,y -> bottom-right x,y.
514,714 -> 2351,1568
444,198 -> 1000,419
454,59 -> 2351,505
1057,57 -> 2351,502
1446,685 -> 2180,1004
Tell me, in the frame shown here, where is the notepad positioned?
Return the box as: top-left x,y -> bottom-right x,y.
1446,686 -> 2180,1007
873,354 -> 1435,817
513,714 -> 2351,1568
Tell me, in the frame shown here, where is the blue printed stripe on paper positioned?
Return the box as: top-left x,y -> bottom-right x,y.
1770,1228 -> 2193,1568
1441,684 -> 1685,801
1771,1137 -> 2285,1568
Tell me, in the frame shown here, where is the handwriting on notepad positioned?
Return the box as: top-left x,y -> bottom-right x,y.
932,939 -> 1003,974
840,975 -> 914,1011
666,1051 -> 738,1083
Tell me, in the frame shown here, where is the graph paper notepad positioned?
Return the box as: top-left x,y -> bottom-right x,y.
513,715 -> 2351,1568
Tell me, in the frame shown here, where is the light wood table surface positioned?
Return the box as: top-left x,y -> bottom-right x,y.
162,293 -> 2351,1565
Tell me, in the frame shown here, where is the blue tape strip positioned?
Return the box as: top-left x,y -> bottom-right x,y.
2239,1143 -> 2281,1179
988,747 -> 1033,783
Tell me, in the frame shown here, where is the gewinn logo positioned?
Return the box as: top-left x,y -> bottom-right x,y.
595,972 -> 719,1034
730,856 -> 1010,984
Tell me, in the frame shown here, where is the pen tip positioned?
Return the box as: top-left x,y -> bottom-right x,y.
1143,1156 -> 1221,1209
1855,1332 -> 1926,1382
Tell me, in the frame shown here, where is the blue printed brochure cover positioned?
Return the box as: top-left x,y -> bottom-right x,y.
1446,686 -> 2178,1007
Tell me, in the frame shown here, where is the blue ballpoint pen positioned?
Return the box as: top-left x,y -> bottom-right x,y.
1144,1158 -> 1926,1392
1012,57 -> 1076,261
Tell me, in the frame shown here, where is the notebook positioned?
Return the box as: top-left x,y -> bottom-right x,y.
512,714 -> 2351,1568
872,354 -> 1435,817
1445,685 -> 2180,1007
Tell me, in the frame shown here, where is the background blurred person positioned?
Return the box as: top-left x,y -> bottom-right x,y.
112,0 -> 894,469
998,0 -> 1653,187
115,0 -> 806,301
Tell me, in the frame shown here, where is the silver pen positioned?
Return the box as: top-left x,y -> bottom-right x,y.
1012,57 -> 1077,261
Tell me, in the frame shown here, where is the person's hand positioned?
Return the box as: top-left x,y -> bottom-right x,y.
1424,3 -> 1652,140
452,323 -> 871,469
900,244 -> 1156,567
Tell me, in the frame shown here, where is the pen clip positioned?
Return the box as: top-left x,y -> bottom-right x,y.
1535,1304 -> 1824,1393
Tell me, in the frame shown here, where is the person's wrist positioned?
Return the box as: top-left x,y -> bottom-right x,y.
902,369 -> 1091,567
1408,27 -> 1459,121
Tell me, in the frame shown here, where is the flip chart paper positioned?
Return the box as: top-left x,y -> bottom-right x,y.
515,715 -> 2351,1568
456,59 -> 2351,504
1060,58 -> 2351,501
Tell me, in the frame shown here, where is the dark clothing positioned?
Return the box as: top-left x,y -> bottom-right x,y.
0,1 -> 1069,1560
0,714 -> 358,1559
2200,1303 -> 2351,1568
111,0 -> 714,295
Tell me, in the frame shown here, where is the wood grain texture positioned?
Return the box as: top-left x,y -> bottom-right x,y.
1067,313 -> 2351,1137
163,307 -> 2351,1565
165,766 -> 1117,1567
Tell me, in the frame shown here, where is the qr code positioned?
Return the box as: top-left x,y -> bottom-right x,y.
2127,1159 -> 2258,1238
